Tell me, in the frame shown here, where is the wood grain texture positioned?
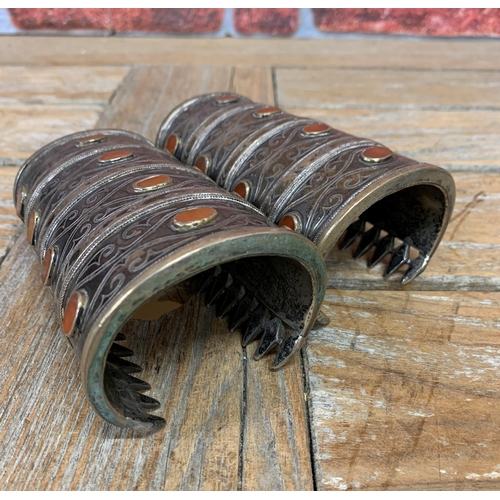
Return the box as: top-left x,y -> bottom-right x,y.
1,36 -> 500,70
0,167 -> 21,263
287,108 -> 500,172
325,173 -> 500,292
231,67 -> 275,104
0,66 -> 129,104
232,67 -> 314,490
97,64 -> 233,141
0,104 -> 102,163
0,64 -> 122,163
306,290 -> 500,490
276,68 -> 500,110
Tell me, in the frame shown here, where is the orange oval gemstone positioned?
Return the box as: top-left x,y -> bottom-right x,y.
194,155 -> 209,174
233,181 -> 250,200
165,134 -> 180,155
78,134 -> 107,146
27,210 -> 40,245
362,146 -> 393,163
41,247 -> 56,286
98,149 -> 133,164
215,94 -> 239,105
278,213 -> 301,232
62,291 -> 85,336
254,106 -> 281,118
173,207 -> 218,230
133,174 -> 172,191
302,123 -> 330,136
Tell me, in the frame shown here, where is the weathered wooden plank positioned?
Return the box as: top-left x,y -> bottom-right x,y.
276,68 -> 500,110
232,67 -> 314,490
0,66 -> 129,104
0,104 -> 102,162
326,173 -> 500,291
98,65 -> 233,141
232,67 -> 275,104
143,65 -> 234,140
287,108 -> 500,172
0,166 -> 21,263
1,37 -> 500,70
306,290 -> 500,490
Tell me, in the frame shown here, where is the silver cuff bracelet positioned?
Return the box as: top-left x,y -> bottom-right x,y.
14,129 -> 326,431
157,93 -> 455,285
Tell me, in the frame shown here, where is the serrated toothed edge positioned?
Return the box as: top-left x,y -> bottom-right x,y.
104,332 -> 163,424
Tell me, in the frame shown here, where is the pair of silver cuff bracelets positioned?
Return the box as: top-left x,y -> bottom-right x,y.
13,93 -> 455,431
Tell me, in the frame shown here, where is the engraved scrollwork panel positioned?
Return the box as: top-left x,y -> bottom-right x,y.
270,147 -> 419,241
23,136 -> 152,204
41,167 -> 214,266
65,200 -> 274,355
159,95 -> 253,160
14,129 -> 153,203
226,125 -> 352,212
37,161 -> 207,252
52,183 -> 228,301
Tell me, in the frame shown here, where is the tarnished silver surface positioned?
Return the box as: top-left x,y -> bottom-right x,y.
15,129 -> 326,431
157,93 -> 456,285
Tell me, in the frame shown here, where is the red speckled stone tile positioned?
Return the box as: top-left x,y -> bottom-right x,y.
8,8 -> 112,31
111,8 -> 223,34
234,8 -> 298,36
312,8 -> 500,37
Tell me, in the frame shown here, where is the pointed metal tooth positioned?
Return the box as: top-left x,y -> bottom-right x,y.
242,304 -> 268,346
312,309 -> 330,329
124,374 -> 151,392
106,353 -> 142,373
198,274 -> 213,295
228,295 -> 258,332
205,271 -> 233,307
368,234 -> 394,268
126,410 -> 165,428
339,219 -> 365,250
254,318 -> 285,360
137,414 -> 166,428
106,363 -> 164,426
121,395 -> 164,425
198,266 -> 221,295
115,332 -> 126,341
353,225 -> 381,259
139,393 -> 161,410
120,394 -> 142,413
273,330 -> 303,369
109,342 -> 134,358
401,255 -> 428,285
216,284 -> 245,318
213,293 -> 227,317
384,243 -> 410,277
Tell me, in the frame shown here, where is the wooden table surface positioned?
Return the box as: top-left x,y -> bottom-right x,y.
1,36 -> 500,491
